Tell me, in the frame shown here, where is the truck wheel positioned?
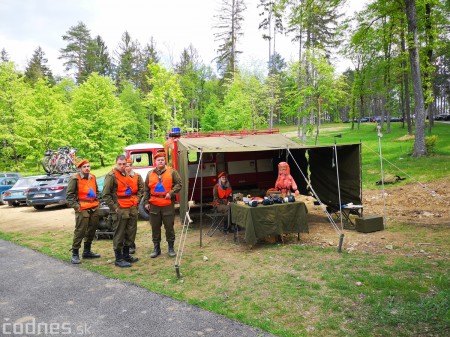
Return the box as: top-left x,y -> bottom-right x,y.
138,198 -> 150,221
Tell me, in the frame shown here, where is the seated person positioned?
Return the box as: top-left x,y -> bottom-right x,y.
275,162 -> 300,196
213,171 -> 233,233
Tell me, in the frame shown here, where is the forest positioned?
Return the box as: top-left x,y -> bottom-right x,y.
1,0 -> 449,171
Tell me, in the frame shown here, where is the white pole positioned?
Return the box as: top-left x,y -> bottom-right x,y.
334,144 -> 343,231
377,125 -> 387,228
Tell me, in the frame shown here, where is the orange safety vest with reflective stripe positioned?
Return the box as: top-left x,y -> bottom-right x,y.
148,169 -> 172,207
76,173 -> 99,210
113,170 -> 137,208
215,183 -> 232,206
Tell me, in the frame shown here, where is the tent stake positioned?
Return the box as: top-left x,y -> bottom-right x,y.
337,233 -> 345,253
175,264 -> 181,279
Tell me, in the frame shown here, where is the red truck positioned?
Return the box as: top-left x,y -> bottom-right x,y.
163,128 -> 293,213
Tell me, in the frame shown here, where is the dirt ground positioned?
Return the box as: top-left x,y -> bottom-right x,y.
0,178 -> 448,259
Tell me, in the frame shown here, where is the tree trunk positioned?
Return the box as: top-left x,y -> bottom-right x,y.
401,20 -> 413,134
405,0 -> 426,157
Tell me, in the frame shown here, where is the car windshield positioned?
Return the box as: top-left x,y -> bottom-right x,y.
0,178 -> 17,185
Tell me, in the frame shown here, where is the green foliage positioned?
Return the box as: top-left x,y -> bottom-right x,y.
0,62 -> 33,171
68,73 -> 130,166
144,62 -> 186,137
24,46 -> 54,86
59,21 -> 93,84
118,82 -> 149,142
200,95 -> 220,131
425,134 -> 438,153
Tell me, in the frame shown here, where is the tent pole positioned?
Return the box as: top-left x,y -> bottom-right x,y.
377,126 -> 387,228
334,143 -> 344,231
200,151 -> 203,247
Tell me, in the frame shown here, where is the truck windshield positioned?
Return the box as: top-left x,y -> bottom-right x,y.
131,152 -> 153,167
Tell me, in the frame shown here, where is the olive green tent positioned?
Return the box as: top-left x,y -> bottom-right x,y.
175,134 -> 362,222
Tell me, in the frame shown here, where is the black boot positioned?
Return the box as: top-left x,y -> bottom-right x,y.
129,243 -> 136,255
82,242 -> 101,259
168,241 -> 176,257
222,224 -> 228,234
123,246 -> 139,263
71,248 -> 81,264
150,241 -> 161,258
114,249 -> 131,268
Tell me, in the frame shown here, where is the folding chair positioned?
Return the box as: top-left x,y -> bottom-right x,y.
326,204 -> 363,228
205,207 -> 227,236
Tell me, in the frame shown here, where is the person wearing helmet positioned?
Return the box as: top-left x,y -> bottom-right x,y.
213,171 -> 233,233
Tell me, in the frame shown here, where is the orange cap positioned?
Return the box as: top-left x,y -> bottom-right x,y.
76,159 -> 89,169
154,152 -> 166,159
218,171 -> 227,178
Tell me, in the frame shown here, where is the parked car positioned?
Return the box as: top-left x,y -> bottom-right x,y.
434,114 -> 450,121
2,175 -> 46,207
354,117 -> 370,123
0,177 -> 20,204
390,116 -> 403,122
0,172 -> 22,178
26,174 -> 71,210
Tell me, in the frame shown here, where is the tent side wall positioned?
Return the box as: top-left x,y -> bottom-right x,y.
308,144 -> 362,206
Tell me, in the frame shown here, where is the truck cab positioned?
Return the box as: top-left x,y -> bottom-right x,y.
123,143 -> 164,180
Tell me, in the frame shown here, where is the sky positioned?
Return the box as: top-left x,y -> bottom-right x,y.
0,0 -> 367,77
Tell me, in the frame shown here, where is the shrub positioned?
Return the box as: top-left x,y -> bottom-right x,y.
425,135 -> 438,153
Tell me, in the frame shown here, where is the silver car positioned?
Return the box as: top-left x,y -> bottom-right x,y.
2,175 -> 46,207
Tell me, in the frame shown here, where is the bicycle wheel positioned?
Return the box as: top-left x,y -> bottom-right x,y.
57,156 -> 69,174
42,156 -> 51,173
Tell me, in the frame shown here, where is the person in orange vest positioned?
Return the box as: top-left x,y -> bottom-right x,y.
102,155 -> 140,267
213,171 -> 233,233
124,158 -> 144,255
66,159 -> 101,264
143,151 -> 182,258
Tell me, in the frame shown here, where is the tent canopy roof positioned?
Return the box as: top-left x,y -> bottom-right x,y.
177,134 -> 304,153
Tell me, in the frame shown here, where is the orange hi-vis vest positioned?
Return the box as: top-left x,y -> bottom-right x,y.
148,169 -> 172,207
76,173 -> 99,210
113,170 -> 138,208
215,183 -> 232,206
